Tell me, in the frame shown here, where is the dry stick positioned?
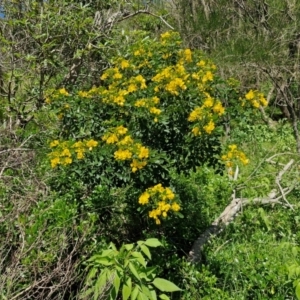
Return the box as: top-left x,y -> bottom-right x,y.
189,159 -> 295,263
275,159 -> 294,210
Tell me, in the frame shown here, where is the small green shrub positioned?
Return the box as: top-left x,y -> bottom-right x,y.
80,238 -> 181,300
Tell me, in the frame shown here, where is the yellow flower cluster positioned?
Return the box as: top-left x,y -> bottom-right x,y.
101,67 -> 123,81
44,88 -> 70,104
58,88 -> 69,96
102,126 -> 149,172
152,63 -> 189,95
221,144 -> 249,176
78,91 -> 91,98
49,139 -> 98,168
188,93 -> 225,136
244,90 -> 268,108
138,184 -> 181,225
134,96 -> 161,119
159,31 -> 181,46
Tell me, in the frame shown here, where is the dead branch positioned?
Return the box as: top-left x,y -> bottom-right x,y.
189,159 -> 296,263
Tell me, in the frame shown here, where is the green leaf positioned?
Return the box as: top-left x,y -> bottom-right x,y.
152,278 -> 182,292
94,256 -> 114,266
113,272 -> 120,295
129,262 -> 141,281
144,239 -> 162,248
79,287 -> 94,299
140,245 -> 151,259
159,294 -> 170,300
137,241 -> 145,246
122,278 -> 132,300
292,247 -> 298,257
149,288 -> 157,300
145,267 -> 157,279
131,285 -> 139,300
94,270 -> 110,300
137,291 -> 148,300
141,284 -> 152,298
86,267 -> 98,282
131,252 -> 146,267
124,243 -> 134,251
296,282 -> 300,300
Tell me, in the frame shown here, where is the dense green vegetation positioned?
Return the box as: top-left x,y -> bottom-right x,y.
1,1 -> 300,299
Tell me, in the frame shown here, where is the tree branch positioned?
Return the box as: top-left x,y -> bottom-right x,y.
189,159 -> 296,263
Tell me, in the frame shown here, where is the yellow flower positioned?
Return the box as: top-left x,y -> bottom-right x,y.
113,72 -> 122,80
203,120 -> 215,134
58,88 -> 69,96
192,127 -> 200,136
165,187 -> 175,200
149,107 -> 161,115
171,203 -> 180,212
252,100 -> 260,108
192,73 -> 200,80
116,125 -> 128,135
86,139 -> 98,150
221,155 -> 228,161
103,134 -> 118,144
188,107 -> 202,122
73,141 -> 84,148
78,91 -> 90,98
202,71 -> 213,83
60,148 -> 71,157
118,135 -> 134,146
51,157 -> 60,168
130,159 -> 147,172
213,101 -> 225,115
50,140 -> 59,148
228,144 -> 237,151
135,75 -> 147,89
114,149 -> 132,160
127,84 -> 138,93
120,59 -> 130,69
197,60 -> 206,67
139,192 -> 150,205
151,184 -> 164,194
135,99 -> 147,107
113,95 -> 125,106
183,49 -> 192,62
76,150 -> 85,159
160,32 -> 171,39
138,146 -> 149,159
63,157 -> 72,165
226,161 -> 233,168
245,90 -> 255,100
258,93 -> 268,106
203,97 -> 214,108
134,49 -> 144,56
100,72 -> 108,80
152,96 -> 160,104
165,78 -> 186,95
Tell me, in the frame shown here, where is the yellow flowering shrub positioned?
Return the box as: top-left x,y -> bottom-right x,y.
138,184 -> 180,225
47,30 -> 265,227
